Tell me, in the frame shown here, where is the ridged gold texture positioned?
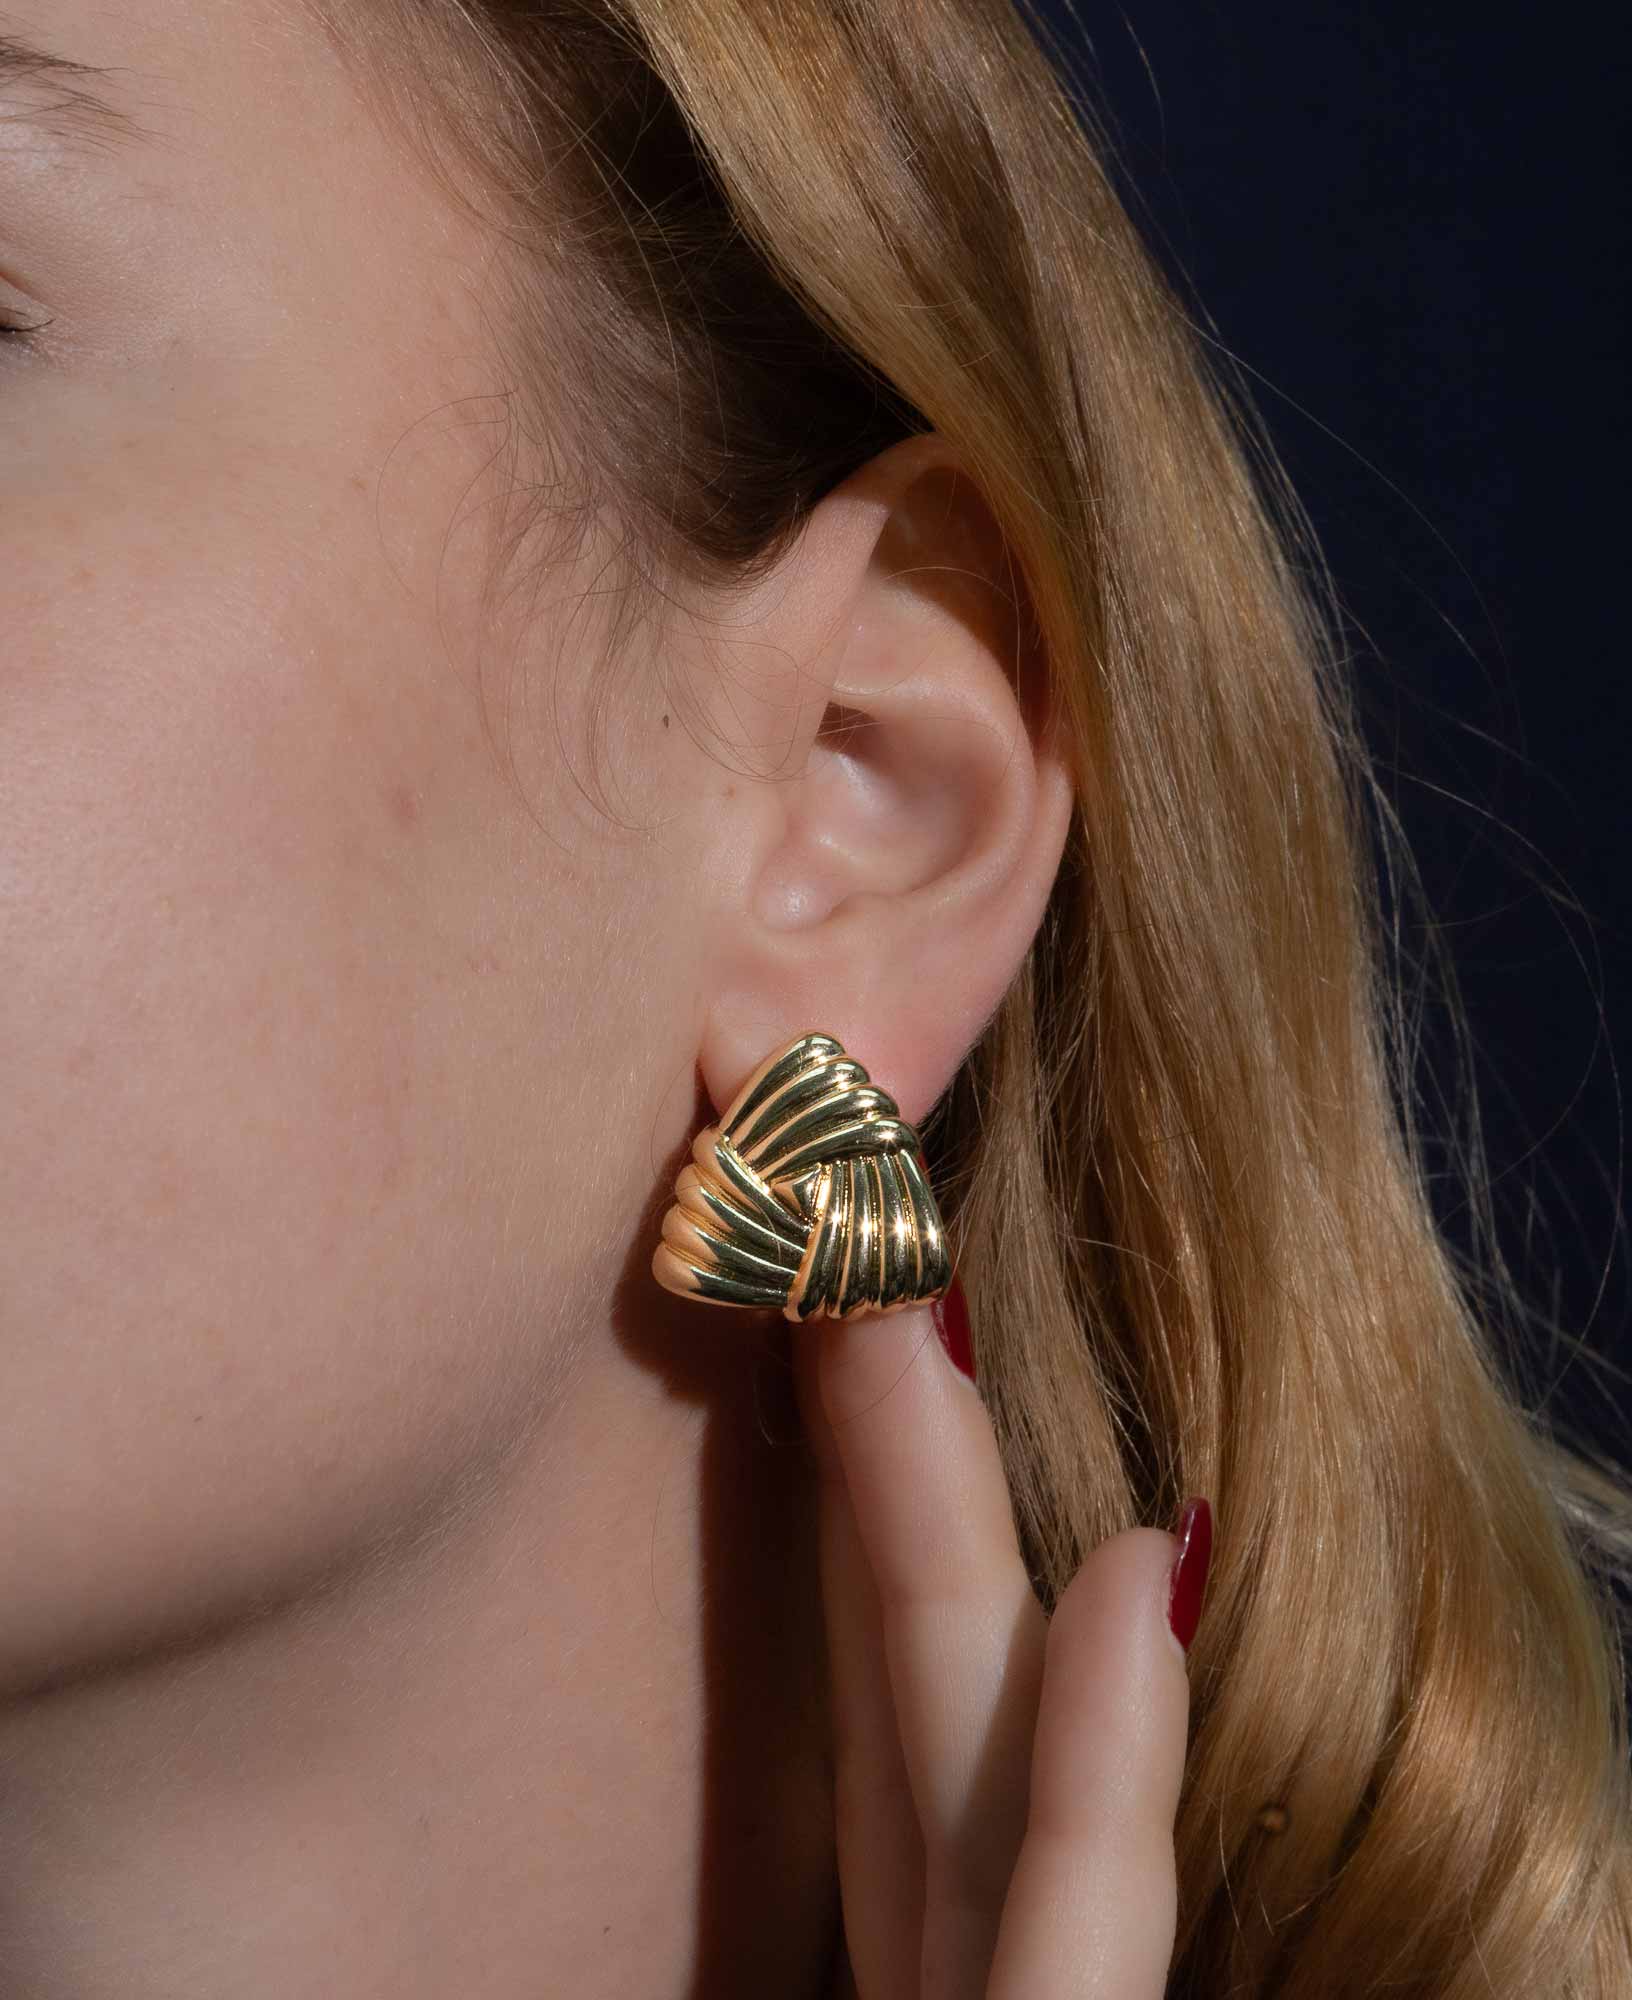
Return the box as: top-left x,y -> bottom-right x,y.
651,1031 -> 952,1322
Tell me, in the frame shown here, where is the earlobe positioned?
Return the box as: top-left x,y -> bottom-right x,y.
696,432 -> 1075,1129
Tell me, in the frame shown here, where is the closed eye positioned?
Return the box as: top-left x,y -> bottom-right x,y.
0,309 -> 53,340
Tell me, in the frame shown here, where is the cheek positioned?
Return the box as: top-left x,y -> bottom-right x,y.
0,439 -> 648,1695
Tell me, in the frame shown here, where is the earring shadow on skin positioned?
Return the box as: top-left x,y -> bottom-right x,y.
609,1061 -> 845,2000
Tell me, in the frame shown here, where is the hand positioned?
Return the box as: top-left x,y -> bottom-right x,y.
792,1281 -> 1209,1999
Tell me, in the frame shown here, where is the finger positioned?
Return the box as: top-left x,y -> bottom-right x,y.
799,1359 -> 926,2000
795,1294 -> 1050,2000
985,1524 -> 1196,2000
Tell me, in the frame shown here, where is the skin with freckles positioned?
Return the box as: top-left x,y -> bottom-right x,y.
0,3 -> 1194,1996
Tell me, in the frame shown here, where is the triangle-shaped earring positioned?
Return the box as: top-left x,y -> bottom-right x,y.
651,1030 -> 952,1323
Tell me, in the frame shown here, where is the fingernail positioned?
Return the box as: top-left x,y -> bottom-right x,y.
930,1273 -> 976,1385
1166,1496 -> 1213,1654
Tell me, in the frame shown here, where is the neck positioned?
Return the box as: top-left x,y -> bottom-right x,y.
0,1318 -> 840,1998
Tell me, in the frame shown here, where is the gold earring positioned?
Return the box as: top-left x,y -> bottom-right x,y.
651,1030 -> 953,1323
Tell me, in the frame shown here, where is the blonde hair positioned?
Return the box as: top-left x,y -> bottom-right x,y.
308,0 -> 1632,1986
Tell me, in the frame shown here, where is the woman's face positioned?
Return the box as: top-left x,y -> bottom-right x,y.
1,0 -> 709,1691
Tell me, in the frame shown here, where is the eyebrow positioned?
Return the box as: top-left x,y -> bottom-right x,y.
0,28 -> 165,156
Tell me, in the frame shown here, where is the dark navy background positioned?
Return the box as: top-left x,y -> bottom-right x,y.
1040,4 -> 1630,1466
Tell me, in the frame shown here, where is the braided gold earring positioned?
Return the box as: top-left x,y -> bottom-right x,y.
651,1030 -> 953,1323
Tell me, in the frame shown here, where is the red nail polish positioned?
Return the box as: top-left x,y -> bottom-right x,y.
1167,1497 -> 1212,1653
930,1274 -> 976,1384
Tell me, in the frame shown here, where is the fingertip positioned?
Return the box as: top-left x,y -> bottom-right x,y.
792,1298 -> 936,1480
812,1297 -> 943,1433
1025,1526 -> 1194,1853
1043,1527 -> 1191,1696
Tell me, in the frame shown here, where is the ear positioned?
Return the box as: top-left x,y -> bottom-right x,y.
692,431 -> 1075,1129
